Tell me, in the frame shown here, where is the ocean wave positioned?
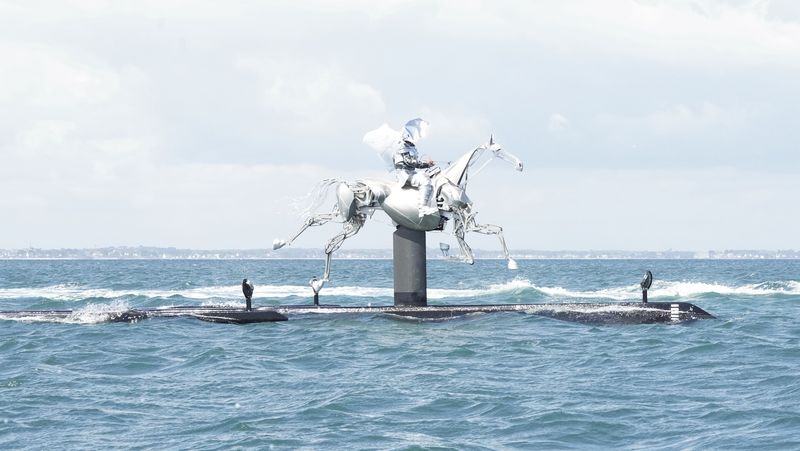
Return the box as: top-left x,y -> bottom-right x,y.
64,300 -> 134,324
0,280 -> 532,302
429,278 -> 533,299
652,281 -> 800,298
0,279 -> 797,303
532,280 -> 800,300
0,300 -> 133,324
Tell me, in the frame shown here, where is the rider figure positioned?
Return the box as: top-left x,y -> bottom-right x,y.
394,121 -> 438,217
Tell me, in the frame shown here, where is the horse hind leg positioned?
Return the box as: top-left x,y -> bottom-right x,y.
273,212 -> 337,250
314,214 -> 366,292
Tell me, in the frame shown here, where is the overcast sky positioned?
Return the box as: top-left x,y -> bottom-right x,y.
1,0 -> 799,251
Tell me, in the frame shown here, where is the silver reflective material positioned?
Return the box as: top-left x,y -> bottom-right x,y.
401,118 -> 429,144
275,119 -> 524,292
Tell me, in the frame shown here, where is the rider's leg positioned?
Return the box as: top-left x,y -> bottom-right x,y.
454,226 -> 475,264
412,173 -> 437,217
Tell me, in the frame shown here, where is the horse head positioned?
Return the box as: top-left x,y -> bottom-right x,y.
487,135 -> 523,172
439,135 -> 524,191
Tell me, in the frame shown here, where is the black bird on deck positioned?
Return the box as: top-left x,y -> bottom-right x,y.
640,270 -> 653,303
242,278 -> 254,311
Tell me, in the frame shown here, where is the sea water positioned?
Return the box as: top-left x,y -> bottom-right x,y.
0,259 -> 798,449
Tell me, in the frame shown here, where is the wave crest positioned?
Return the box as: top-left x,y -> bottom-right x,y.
0,279 -> 796,303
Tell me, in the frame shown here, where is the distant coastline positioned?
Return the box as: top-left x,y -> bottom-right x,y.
1,246 -> 798,260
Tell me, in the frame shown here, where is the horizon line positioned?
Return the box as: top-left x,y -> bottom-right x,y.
1,245 -> 798,252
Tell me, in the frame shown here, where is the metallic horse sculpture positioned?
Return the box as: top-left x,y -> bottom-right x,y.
273,119 -> 524,293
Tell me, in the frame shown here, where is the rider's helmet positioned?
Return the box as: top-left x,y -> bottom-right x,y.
402,118 -> 428,145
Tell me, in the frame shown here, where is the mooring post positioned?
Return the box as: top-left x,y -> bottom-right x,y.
393,226 -> 427,306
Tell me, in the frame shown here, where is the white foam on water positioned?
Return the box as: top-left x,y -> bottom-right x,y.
649,280 -> 800,298
0,284 -> 290,301
0,279 -> 796,303
0,281 -> 526,301
529,280 -> 800,300
428,278 -> 533,299
512,303 -> 657,314
0,313 -> 57,323
0,300 -> 133,324
64,300 -> 133,324
0,284 -> 124,301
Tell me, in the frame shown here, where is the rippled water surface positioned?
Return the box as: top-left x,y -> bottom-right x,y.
1,259 -> 799,449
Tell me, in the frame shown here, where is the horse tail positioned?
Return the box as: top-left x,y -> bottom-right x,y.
299,178 -> 346,219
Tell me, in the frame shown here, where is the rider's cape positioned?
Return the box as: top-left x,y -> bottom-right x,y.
362,118 -> 429,172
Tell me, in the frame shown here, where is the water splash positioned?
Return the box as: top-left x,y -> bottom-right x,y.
0,300 -> 133,324
65,300 -> 133,324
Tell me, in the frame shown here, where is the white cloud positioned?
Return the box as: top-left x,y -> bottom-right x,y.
411,107 -> 492,157
235,56 -> 385,131
547,114 -> 569,133
0,154 -> 363,248
469,166 -> 800,250
595,102 -> 751,135
427,0 -> 800,66
0,0 -> 797,250
0,41 -> 156,190
0,0 -> 246,23
285,0 -> 418,20
0,41 -> 122,108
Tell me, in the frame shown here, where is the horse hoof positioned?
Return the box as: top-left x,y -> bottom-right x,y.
272,239 -> 287,250
507,258 -> 518,270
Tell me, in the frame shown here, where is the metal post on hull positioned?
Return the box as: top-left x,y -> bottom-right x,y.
310,277 -> 322,306
393,226 -> 427,307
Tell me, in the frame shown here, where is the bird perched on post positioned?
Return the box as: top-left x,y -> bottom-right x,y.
242,278 -> 254,311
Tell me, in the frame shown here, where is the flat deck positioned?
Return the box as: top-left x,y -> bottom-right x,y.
0,302 -> 714,325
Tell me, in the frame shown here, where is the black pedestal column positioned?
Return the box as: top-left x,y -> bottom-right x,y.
393,226 -> 427,307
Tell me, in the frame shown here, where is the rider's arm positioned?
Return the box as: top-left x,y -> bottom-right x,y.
394,154 -> 414,171
395,152 -> 431,170
395,142 -> 434,169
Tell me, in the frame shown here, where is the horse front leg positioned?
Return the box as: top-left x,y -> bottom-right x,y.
467,221 -> 518,270
273,212 -> 337,250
